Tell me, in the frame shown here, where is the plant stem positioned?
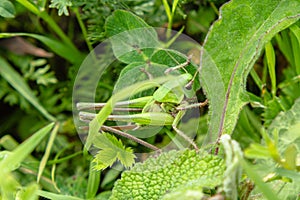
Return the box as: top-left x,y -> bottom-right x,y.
47,151 -> 83,165
164,128 -> 185,149
210,2 -> 219,16
162,0 -> 172,39
73,7 -> 93,52
16,0 -> 78,52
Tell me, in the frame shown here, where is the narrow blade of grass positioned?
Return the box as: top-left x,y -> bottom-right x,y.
171,0 -> 179,15
162,0 -> 171,21
37,123 -> 59,183
86,161 -> 101,199
289,25 -> 300,75
0,33 -> 84,64
37,190 -> 85,200
0,122 -> 54,174
265,42 -> 276,96
0,56 -> 55,121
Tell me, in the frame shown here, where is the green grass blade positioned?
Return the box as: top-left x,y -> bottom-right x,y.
0,123 -> 54,174
249,69 -> 264,92
37,123 -> 59,183
172,0 -> 179,15
289,25 -> 300,75
15,0 -> 77,50
265,42 -> 276,96
36,190 -> 85,200
0,33 -> 84,64
86,161 -> 101,199
47,151 -> 82,165
275,30 -> 294,67
0,56 -> 55,121
0,135 -> 58,193
162,0 -> 171,21
0,135 -> 36,162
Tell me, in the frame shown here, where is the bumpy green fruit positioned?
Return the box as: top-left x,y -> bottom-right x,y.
110,149 -> 225,200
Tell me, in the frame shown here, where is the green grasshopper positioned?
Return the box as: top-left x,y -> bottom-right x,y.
77,55 -> 207,152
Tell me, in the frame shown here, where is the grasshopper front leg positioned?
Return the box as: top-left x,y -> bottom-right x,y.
172,110 -> 199,152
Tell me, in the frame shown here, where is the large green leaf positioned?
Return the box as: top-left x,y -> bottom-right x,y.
114,62 -> 167,89
106,10 -> 153,37
110,149 -> 225,200
113,62 -> 167,98
200,0 -> 300,144
268,97 -> 300,151
0,0 -> 15,18
105,10 -> 200,94
0,56 -> 55,121
105,10 -> 159,64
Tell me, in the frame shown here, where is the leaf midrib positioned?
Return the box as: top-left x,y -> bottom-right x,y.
204,1 -> 300,138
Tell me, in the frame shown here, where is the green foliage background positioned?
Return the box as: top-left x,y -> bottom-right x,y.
0,0 -> 299,199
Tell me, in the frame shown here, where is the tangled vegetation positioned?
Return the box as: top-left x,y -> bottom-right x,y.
0,0 -> 299,199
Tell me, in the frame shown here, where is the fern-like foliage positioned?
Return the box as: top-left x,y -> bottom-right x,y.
110,149 -> 225,200
0,56 -> 58,113
49,0 -> 72,16
92,133 -> 136,171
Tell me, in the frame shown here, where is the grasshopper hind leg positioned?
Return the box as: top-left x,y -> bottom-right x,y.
172,126 -> 199,152
172,110 -> 199,152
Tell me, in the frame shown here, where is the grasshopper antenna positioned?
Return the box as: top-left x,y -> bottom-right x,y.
185,58 -> 199,90
185,46 -> 204,90
164,54 -> 192,74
